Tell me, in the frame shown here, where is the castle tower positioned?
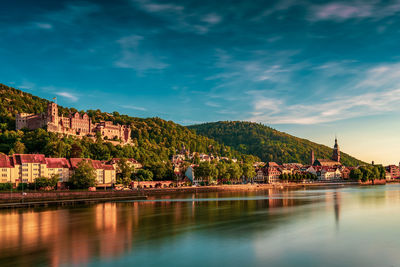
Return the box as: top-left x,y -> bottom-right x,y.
332,137 -> 340,163
310,150 -> 315,165
47,102 -> 58,124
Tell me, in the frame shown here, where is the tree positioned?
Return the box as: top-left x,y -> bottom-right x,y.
148,162 -> 173,180
70,143 -> 83,158
350,168 -> 363,181
194,161 -> 218,183
34,174 -> 58,190
216,161 -> 228,180
117,158 -> 134,180
135,169 -> 154,181
227,163 -> 242,182
13,140 -> 25,154
69,160 -> 96,189
242,163 -> 256,180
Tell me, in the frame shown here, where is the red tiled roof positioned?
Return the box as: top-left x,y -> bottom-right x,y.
15,154 -> 46,164
0,154 -> 12,168
45,158 -> 71,169
267,162 -> 279,167
70,158 -> 113,170
91,160 -> 104,169
69,158 -> 89,169
103,164 -> 114,170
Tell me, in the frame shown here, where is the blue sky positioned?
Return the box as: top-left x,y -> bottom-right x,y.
1,0 -> 400,164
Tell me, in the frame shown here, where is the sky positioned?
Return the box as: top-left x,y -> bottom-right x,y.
1,0 -> 400,164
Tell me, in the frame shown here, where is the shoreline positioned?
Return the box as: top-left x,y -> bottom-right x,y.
0,180 -> 391,209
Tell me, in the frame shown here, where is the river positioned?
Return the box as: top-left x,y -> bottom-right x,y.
1,184 -> 400,266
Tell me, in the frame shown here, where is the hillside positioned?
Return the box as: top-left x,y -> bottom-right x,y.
0,83 -> 257,170
188,121 -> 365,166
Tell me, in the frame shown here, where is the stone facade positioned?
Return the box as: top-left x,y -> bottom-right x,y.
16,102 -> 131,143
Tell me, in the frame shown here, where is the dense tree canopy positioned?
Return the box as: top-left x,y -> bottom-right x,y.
189,121 -> 365,166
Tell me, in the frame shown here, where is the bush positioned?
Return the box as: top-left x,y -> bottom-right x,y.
17,183 -> 28,190
0,183 -> 12,191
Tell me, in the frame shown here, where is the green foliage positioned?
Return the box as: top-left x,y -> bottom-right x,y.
147,162 -> 174,181
117,158 -> 135,179
135,169 -> 154,181
227,163 -> 242,181
69,160 -> 97,189
194,161 -> 218,182
242,163 -> 256,179
34,175 -> 59,189
0,182 -> 12,191
189,121 -> 365,166
350,165 -> 385,181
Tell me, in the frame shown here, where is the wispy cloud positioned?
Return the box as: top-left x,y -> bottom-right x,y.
55,92 -> 79,102
121,104 -> 147,111
32,22 -> 53,30
114,35 -> 169,72
248,62 -> 400,124
131,0 -> 223,34
205,101 -> 221,108
309,1 -> 400,22
17,81 -> 36,90
249,89 -> 400,124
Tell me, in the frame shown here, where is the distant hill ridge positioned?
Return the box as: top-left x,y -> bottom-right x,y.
188,121 -> 365,166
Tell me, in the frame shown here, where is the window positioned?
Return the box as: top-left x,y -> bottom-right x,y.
2,174 -> 7,177
58,169 -> 63,172
22,163 -> 28,167
2,168 -> 7,172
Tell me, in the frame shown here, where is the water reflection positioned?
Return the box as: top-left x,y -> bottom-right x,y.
1,186 -> 399,267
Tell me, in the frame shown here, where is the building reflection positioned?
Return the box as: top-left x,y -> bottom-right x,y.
0,190 -> 323,266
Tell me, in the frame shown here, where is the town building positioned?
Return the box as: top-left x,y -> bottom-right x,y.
16,102 -> 131,143
0,154 -> 117,186
312,138 -> 342,167
385,165 -> 400,179
45,158 -> 71,182
266,162 -> 281,184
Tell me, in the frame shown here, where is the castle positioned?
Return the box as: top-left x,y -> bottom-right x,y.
16,102 -> 131,143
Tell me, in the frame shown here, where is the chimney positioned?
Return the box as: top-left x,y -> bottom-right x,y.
372,161 -> 374,166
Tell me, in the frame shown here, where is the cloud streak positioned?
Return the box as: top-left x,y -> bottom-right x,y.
114,35 -> 169,72
131,0 -> 223,34
309,0 -> 400,21
55,92 -> 79,102
249,62 -> 400,124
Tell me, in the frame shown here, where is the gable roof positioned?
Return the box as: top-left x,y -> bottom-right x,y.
45,158 -> 71,169
0,154 -> 13,168
14,154 -> 46,164
69,158 -> 114,170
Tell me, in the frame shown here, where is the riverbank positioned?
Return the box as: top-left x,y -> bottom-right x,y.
0,180 -> 387,209
0,191 -> 147,209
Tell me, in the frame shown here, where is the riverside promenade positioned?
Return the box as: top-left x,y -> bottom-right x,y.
0,191 -> 147,209
0,180 -> 385,209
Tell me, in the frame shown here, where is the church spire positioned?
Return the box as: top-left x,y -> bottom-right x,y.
332,136 -> 340,162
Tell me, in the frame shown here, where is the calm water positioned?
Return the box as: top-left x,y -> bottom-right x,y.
1,184 -> 400,267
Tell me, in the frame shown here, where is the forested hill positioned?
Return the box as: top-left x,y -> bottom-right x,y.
188,121 -> 366,166
0,83 -> 257,167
